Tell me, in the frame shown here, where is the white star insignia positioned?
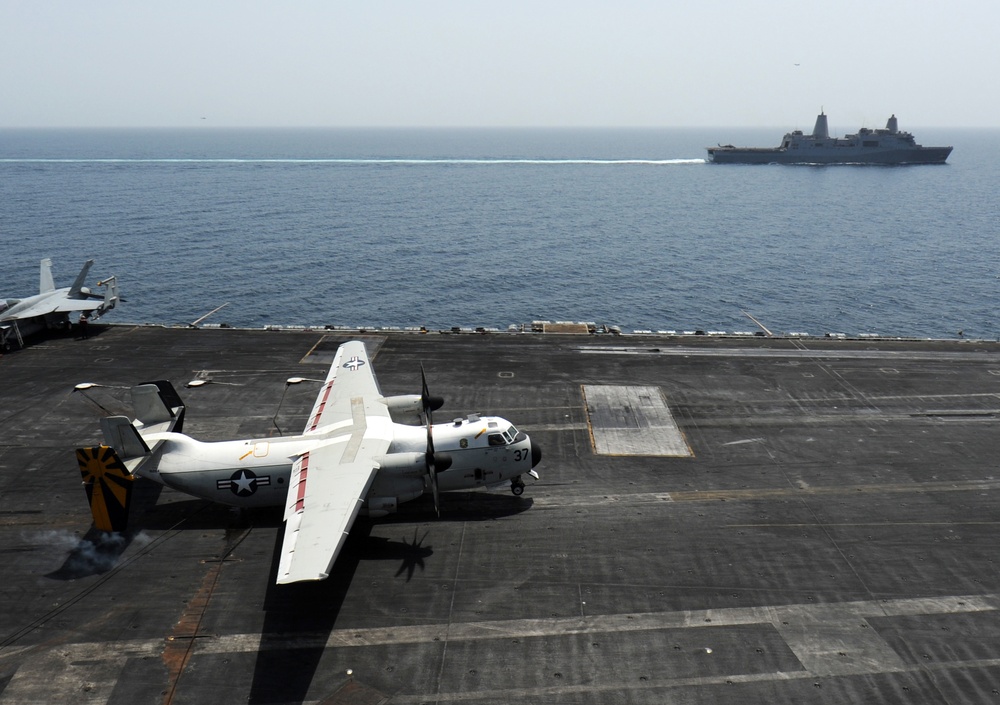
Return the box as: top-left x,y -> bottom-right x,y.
232,470 -> 256,494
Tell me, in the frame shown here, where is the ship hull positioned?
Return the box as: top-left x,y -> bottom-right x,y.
708,146 -> 953,165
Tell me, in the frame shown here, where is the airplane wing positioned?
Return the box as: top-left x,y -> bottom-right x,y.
45,298 -> 107,315
277,340 -> 393,583
4,296 -> 106,320
302,339 -> 383,434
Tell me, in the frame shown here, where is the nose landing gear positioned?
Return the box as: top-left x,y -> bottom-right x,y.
510,477 -> 525,496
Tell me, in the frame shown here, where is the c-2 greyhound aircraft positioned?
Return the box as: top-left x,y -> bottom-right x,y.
76,340 -> 541,584
2,258 -> 119,350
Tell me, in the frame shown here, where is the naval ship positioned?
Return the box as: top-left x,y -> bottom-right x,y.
707,112 -> 952,164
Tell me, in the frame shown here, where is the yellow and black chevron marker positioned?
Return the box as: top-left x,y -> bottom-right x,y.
76,446 -> 134,533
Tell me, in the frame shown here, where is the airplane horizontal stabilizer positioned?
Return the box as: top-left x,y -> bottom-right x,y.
77,445 -> 134,533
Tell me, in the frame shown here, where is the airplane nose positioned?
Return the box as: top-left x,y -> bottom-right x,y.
531,439 -> 542,468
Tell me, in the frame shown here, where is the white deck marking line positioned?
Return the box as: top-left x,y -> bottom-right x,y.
0,594 -> 994,703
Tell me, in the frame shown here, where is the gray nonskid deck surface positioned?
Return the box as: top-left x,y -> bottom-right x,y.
3,326 -> 1000,704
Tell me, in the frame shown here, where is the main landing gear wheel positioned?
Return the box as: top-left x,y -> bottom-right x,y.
511,477 -> 525,496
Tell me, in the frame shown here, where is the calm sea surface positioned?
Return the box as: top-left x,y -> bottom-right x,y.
2,127 -> 997,338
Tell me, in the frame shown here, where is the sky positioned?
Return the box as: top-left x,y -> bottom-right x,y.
2,0 -> 997,128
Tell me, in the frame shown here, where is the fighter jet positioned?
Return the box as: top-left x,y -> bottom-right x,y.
76,340 -> 542,584
1,258 -> 120,350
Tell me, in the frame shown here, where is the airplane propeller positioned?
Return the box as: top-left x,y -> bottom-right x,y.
421,365 -> 450,517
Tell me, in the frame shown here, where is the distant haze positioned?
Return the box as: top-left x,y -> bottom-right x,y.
2,1 -> 997,128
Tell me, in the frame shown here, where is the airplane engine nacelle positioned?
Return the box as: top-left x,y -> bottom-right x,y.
366,455 -> 427,517
365,497 -> 398,518
363,478 -> 430,516
377,452 -> 426,476
385,395 -> 423,425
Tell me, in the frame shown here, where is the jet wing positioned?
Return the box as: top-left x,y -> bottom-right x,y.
5,296 -> 105,320
45,298 -> 107,315
277,340 -> 393,583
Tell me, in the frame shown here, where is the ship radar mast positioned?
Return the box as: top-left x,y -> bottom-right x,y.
812,110 -> 829,139
886,114 -> 898,134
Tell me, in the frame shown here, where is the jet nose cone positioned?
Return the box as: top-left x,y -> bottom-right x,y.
531,440 -> 542,468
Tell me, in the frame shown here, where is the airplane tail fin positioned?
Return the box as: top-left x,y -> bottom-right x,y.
76,382 -> 186,533
39,258 -> 55,294
133,380 -> 185,433
68,260 -> 95,298
76,446 -> 134,533
100,416 -> 151,459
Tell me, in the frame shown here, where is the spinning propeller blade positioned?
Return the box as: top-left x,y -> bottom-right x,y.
421,365 -> 449,517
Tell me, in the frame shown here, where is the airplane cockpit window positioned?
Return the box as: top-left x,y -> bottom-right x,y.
488,434 -> 506,446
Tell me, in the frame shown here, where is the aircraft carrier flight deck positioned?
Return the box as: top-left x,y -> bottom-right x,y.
3,325 -> 1000,704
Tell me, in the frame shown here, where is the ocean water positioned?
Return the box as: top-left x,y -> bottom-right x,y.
2,127 -> 998,338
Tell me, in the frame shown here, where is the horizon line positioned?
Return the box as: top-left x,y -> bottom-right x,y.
0,123 -> 991,131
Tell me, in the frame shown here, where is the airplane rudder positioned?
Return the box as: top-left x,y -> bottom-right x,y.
143,380 -> 184,413
76,445 -> 134,533
132,380 -> 185,429
68,260 -> 94,297
99,415 -> 151,458
39,258 -> 55,294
